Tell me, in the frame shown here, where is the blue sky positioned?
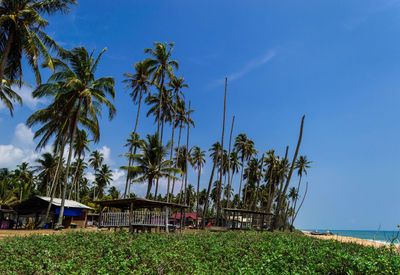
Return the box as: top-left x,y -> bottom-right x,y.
1,0 -> 400,230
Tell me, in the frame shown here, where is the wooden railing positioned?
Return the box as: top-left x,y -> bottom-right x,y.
100,212 -> 129,227
100,211 -> 167,227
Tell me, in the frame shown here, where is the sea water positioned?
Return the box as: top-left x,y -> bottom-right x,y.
303,229 -> 400,245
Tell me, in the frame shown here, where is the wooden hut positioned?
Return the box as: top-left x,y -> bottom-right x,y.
223,208 -> 273,231
94,197 -> 189,233
12,196 -> 92,229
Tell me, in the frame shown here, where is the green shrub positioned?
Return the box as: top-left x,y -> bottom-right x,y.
0,231 -> 399,274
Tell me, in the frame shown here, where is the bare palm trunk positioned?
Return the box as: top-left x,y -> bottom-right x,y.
216,78 -> 227,225
201,149 -> 219,229
196,166 -> 201,227
226,116 -> 235,207
56,99 -> 82,228
171,123 -> 183,201
166,124 -> 175,202
183,101 -> 191,204
157,75 -> 165,137
273,115 -> 305,230
124,89 -> 143,198
39,136 -> 67,228
290,175 -> 302,226
0,28 -> 14,84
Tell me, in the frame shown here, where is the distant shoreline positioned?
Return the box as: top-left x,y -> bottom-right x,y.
302,230 -> 399,248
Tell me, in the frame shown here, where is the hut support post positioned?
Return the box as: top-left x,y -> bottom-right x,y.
129,202 -> 133,233
165,207 -> 169,233
99,206 -> 104,228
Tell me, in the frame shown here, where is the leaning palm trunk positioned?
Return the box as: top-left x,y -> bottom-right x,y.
226,116 -> 235,207
68,153 -> 82,200
272,115 -> 305,231
290,181 -> 308,230
201,150 -> 219,229
124,89 -> 143,198
216,78 -> 227,225
171,122 -> 183,201
166,122 -> 176,202
56,99 -> 82,228
146,177 -> 153,199
39,136 -> 67,228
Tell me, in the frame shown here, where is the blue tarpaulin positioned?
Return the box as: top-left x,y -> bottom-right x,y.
55,207 -> 82,217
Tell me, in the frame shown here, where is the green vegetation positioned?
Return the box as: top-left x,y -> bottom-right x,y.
0,231 -> 399,274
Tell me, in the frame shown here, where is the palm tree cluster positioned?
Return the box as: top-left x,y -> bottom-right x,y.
0,2 -> 312,231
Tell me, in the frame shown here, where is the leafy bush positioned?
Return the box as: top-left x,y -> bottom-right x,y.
0,231 -> 399,274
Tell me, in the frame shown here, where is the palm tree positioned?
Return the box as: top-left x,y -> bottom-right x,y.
69,129 -> 90,200
0,169 -> 17,208
123,134 -> 181,198
227,150 -> 240,206
242,138 -> 257,205
122,61 -> 151,198
34,152 -> 57,196
190,146 -> 205,225
166,75 -> 188,201
0,78 -> 22,116
108,186 -> 120,199
123,132 -> 144,196
38,47 -> 116,228
68,158 -> 87,201
0,0 -> 76,84
170,98 -> 194,200
144,42 -> 179,136
89,150 -> 104,199
175,146 -> 189,204
13,162 -> 34,201
95,164 -> 113,198
290,155 -> 311,227
234,133 -> 247,201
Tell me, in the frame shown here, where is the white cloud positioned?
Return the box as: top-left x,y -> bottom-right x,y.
84,171 -> 96,183
0,85 -> 47,112
13,123 -> 34,147
211,50 -> 276,88
0,124 -> 53,169
99,145 -> 113,164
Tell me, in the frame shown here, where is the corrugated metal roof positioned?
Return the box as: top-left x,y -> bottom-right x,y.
36,196 -> 92,210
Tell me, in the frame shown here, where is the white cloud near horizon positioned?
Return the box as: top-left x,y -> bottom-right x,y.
210,50 -> 276,88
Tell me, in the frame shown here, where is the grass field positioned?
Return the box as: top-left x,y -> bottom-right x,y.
0,230 -> 399,274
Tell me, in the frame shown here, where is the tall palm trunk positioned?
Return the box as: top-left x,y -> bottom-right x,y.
196,165 -> 201,226
146,177 -> 153,199
124,89 -> 143,198
68,155 -> 81,200
216,78 -> 227,225
154,117 -> 165,198
171,122 -> 183,200
238,157 -> 244,201
226,116 -> 235,207
252,154 -> 264,211
166,115 -> 177,202
243,155 -> 252,207
183,101 -> 191,203
157,74 -> 165,137
39,136 -> 67,228
291,181 -> 308,230
201,149 -> 219,229
56,99 -> 82,228
0,28 -> 14,84
273,115 -> 305,230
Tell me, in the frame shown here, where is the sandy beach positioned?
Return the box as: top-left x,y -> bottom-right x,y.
302,230 -> 399,249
